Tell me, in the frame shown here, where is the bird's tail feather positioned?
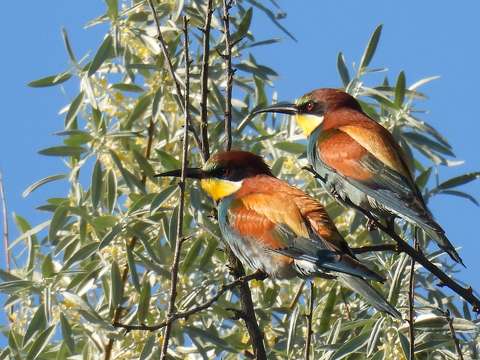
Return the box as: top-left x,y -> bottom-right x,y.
337,273 -> 401,318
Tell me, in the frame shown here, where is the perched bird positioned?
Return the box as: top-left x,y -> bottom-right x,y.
248,88 -> 463,265
157,150 -> 400,318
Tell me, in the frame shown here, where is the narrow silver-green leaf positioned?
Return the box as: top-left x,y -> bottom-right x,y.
25,325 -> 56,360
23,304 -> 47,346
60,312 -> 75,353
23,174 -> 67,198
38,146 -> 87,157
91,160 -> 103,208
88,35 -> 113,76
110,261 -> 123,310
28,72 -> 71,87
65,91 -> 84,128
359,25 -> 383,72
337,52 -> 350,86
137,279 -> 151,324
331,332 -> 370,360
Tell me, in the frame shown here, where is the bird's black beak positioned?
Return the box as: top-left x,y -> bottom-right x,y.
250,101 -> 299,117
238,102 -> 298,131
155,167 -> 205,179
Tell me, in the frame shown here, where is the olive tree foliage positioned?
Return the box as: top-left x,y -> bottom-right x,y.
2,1 -> 479,359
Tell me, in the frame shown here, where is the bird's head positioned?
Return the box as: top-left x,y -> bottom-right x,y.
156,151 -> 272,201
249,88 -> 362,136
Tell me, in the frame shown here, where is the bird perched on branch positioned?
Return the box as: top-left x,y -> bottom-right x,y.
156,150 -> 400,318
248,88 -> 463,265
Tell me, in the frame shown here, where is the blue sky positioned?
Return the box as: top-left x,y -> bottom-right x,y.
0,0 -> 478,308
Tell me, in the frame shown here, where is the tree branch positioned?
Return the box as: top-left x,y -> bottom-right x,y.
159,17 -> 191,359
304,282 -> 314,360
222,0 -> 234,151
351,244 -> 398,254
408,231 -> 419,360
147,0 -> 184,108
0,172 -> 9,272
199,0 -> 213,161
444,309 -> 465,360
225,247 -> 267,359
113,270 -> 267,332
303,169 -> 480,313
104,106 -> 157,360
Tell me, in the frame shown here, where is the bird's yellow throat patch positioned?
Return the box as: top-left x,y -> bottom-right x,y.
200,178 -> 243,201
295,114 -> 324,136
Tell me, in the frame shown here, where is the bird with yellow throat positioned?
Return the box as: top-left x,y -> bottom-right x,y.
156,150 -> 400,318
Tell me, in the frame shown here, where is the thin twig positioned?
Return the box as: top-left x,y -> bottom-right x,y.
159,17 -> 191,359
351,244 -> 398,254
222,0 -> 234,151
103,111 -> 157,359
304,282 -> 314,360
113,270 -> 267,332
445,309 -> 465,360
147,0 -> 184,108
225,247 -> 267,359
408,230 -> 419,360
199,0 -> 213,161
0,172 -> 9,272
304,169 -> 480,312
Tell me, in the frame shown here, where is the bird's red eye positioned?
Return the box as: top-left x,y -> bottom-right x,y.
306,101 -> 315,112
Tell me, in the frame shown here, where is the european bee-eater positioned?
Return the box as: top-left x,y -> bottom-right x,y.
157,150 -> 400,318
249,88 -> 463,265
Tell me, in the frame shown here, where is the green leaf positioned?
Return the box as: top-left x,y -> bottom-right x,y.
0,280 -> 34,293
132,149 -> 155,178
398,331 -> 411,360
185,326 -> 234,352
126,244 -> 141,292
23,304 -> 47,346
28,72 -> 72,87
140,334 -> 156,360
91,160 -> 103,208
415,167 -> 432,190
359,25 -> 382,73
111,83 -> 144,93
38,146 -> 87,157
404,132 -> 454,157
105,0 -> 118,20
88,35 -> 113,76
286,305 -> 300,356
150,185 -> 178,214
61,28 -> 77,63
156,150 -> 180,171
436,172 -> 480,190
438,190 -> 479,206
366,317 -> 385,356
337,52 -> 350,86
106,170 -> 117,213
319,286 -> 337,333
110,261 -> 123,310
331,332 -> 370,360
395,71 -> 406,107
65,92 -> 85,128
41,254 -> 55,278
110,150 -> 145,193
62,242 -> 99,270
23,174 -> 67,198
274,141 -> 306,154
137,279 -> 151,324
99,223 -> 123,249
60,312 -> 75,353
48,206 -> 69,243
181,237 -> 203,272
26,325 -> 56,360
125,94 -> 152,128
254,76 -> 267,107
231,8 -> 253,44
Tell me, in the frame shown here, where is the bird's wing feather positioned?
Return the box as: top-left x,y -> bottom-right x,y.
229,188 -> 384,281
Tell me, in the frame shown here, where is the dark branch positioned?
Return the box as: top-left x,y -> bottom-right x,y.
222,0 -> 233,151
199,0 -> 213,161
444,309 -> 465,360
408,230 -> 419,360
304,282 -> 314,360
351,244 -> 399,254
304,171 -> 480,313
224,247 -> 267,359
159,16 -> 191,360
113,270 -> 267,332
